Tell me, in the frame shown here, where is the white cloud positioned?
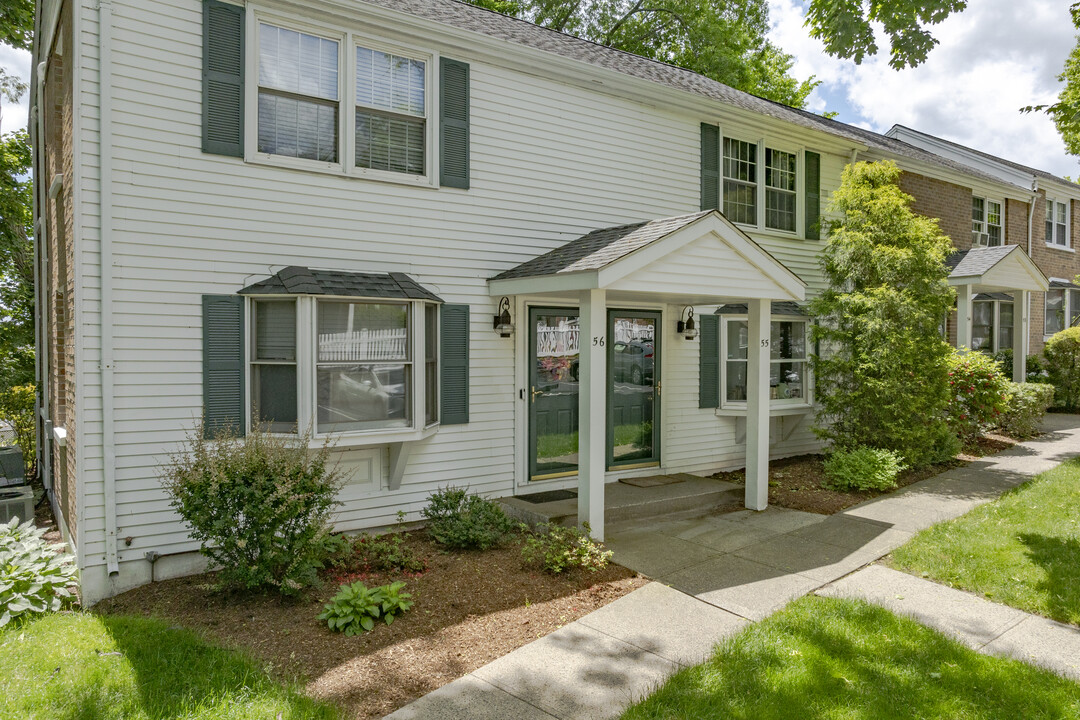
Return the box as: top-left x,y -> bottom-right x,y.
769,0 -> 1079,178
0,44 -> 30,135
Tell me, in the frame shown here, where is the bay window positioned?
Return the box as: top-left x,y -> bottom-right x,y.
1046,287 -> 1080,336
249,296 -> 439,437
971,297 -> 1014,354
1046,199 -> 1070,248
721,135 -> 801,234
722,316 -> 809,407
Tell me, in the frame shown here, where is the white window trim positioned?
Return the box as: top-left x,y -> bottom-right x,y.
971,196 -> 1003,248
245,294 -> 441,447
245,7 -> 439,188
719,130 -> 805,239
718,313 -> 813,412
1045,198 -> 1072,250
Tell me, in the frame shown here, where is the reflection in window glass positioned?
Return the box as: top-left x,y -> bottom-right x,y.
999,303 -> 1014,351
1046,290 -> 1065,335
972,301 -> 993,352
725,320 -> 807,404
355,46 -> 426,175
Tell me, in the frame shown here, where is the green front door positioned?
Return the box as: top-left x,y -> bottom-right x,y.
607,311 -> 661,469
529,307 -> 581,480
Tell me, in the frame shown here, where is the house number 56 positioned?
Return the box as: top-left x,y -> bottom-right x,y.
593,336 -> 605,346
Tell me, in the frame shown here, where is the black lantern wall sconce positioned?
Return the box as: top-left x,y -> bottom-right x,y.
493,297 -> 514,337
677,306 -> 699,340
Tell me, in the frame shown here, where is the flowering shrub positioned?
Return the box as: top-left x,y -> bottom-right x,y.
945,349 -> 1012,442
998,382 -> 1054,438
521,522 -> 612,574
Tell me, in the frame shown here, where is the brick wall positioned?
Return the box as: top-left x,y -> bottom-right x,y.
899,171 -> 972,249
43,1 -> 76,542
1027,190 -> 1080,353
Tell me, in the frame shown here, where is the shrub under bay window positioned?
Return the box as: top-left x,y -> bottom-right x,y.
250,296 -> 439,438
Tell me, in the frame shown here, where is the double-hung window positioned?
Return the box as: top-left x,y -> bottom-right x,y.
971,197 -> 1003,247
355,47 -> 427,175
251,14 -> 433,182
721,136 -> 801,234
722,316 -> 809,407
1046,198 -> 1070,248
249,296 -> 439,437
1045,287 -> 1080,336
257,23 -> 340,163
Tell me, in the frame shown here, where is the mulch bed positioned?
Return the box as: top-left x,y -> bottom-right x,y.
713,432 -> 1024,515
96,533 -> 645,720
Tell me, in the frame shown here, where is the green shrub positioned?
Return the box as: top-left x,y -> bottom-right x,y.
0,385 -> 35,478
1044,327 -> 1080,410
993,348 -> 1013,378
998,382 -> 1054,438
421,486 -> 515,550
163,424 -> 343,595
822,447 -> 907,492
0,518 -> 77,627
521,522 -> 613,574
945,349 -> 1012,442
809,161 -> 957,468
1026,354 -> 1049,382
317,581 -> 413,635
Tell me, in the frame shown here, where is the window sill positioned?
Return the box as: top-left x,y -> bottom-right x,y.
1045,243 -> 1075,253
309,423 -> 439,449
715,404 -> 813,418
244,152 -> 438,189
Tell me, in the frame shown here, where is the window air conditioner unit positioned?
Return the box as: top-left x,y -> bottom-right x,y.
972,231 -> 989,246
0,485 -> 33,525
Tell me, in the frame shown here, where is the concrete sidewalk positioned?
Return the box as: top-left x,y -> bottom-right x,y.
387,414 -> 1080,720
819,565 -> 1080,681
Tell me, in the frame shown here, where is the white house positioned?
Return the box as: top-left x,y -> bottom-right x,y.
32,0 -> 1049,604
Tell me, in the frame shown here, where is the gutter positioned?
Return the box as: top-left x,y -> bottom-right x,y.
99,0 -> 119,577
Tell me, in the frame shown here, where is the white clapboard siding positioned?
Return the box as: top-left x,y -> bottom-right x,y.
69,0 -> 850,591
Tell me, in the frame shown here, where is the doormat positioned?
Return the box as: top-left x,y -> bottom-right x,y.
517,489 -> 578,504
619,474 -> 685,488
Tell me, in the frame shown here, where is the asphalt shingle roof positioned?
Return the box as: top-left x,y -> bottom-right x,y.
1050,279 -> 1080,290
240,266 -> 442,301
492,211 -> 711,280
891,124 -> 1070,187
370,0 -> 1022,191
715,302 -> 807,315
945,246 -> 1018,278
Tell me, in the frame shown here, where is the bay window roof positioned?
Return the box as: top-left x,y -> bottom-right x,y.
239,265 -> 442,301
1049,279 -> 1080,290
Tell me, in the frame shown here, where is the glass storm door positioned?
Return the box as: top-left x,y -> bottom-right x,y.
608,311 -> 661,469
529,308 -> 581,480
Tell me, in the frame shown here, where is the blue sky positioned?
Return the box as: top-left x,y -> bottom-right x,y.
2,2 -> 1076,177
768,0 -> 1079,178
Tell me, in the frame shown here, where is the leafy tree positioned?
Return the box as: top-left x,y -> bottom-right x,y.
466,0 -> 818,108
0,128 -> 33,391
805,0 -> 968,70
809,161 -> 958,467
0,0 -> 33,51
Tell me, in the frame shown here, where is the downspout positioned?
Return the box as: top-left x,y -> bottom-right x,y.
99,0 -> 119,577
1027,177 -> 1039,257
32,57 -> 52,497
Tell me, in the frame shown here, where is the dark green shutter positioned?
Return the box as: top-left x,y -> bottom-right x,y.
440,58 -> 470,189
698,314 -> 719,409
203,0 -> 245,157
700,123 -> 720,211
805,151 -> 821,240
440,304 -> 470,424
203,295 -> 245,437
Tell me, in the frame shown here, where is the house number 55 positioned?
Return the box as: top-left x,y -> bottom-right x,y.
593,336 -> 605,346
761,339 -> 770,347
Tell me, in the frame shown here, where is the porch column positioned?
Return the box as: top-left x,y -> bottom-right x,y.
745,298 -> 771,511
1013,290 -> 1029,383
957,284 -> 973,350
578,288 -> 606,540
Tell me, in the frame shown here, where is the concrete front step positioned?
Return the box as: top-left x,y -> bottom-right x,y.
497,474 -> 742,527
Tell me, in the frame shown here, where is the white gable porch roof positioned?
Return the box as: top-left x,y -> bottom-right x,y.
946,245 -> 1049,294
488,210 -> 806,304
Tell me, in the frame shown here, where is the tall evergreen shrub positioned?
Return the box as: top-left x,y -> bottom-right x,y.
809,161 -> 958,466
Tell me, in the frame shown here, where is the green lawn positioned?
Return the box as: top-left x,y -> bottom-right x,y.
622,596 -> 1080,720
891,457 -> 1080,624
0,612 -> 338,720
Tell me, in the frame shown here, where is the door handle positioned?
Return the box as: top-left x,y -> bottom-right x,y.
531,386 -> 543,402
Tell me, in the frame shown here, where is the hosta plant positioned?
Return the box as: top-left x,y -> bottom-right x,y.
0,517 -> 77,626
318,581 -> 413,635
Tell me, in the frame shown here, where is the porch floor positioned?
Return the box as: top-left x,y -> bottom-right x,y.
497,474 -> 741,527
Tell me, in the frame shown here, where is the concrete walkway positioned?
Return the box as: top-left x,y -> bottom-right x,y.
387,415 -> 1080,719
820,565 -> 1080,681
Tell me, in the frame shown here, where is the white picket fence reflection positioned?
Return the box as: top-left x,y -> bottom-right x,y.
318,328 -> 407,361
